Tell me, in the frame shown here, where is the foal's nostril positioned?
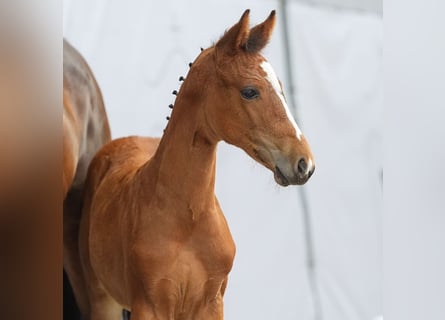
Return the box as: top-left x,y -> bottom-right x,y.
297,158 -> 307,175
308,166 -> 315,179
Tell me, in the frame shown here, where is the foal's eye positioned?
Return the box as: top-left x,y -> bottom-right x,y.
240,87 -> 259,100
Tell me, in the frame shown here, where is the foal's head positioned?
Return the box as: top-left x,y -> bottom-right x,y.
188,10 -> 315,186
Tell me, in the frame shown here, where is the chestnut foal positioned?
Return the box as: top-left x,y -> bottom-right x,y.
79,10 -> 314,320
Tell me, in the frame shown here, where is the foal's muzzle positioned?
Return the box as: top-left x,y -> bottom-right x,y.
273,156 -> 315,186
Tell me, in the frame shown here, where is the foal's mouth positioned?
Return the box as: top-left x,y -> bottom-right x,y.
274,166 -> 290,187
253,147 -> 312,187
274,164 -> 315,186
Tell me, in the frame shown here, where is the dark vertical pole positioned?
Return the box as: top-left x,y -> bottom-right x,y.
278,1 -> 323,320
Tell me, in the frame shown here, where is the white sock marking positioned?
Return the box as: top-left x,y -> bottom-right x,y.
260,60 -> 303,140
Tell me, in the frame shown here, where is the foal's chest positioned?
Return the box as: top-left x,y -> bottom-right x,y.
142,242 -> 232,317
134,201 -> 236,315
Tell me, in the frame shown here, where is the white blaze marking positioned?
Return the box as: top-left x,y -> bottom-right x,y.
260,60 -> 303,140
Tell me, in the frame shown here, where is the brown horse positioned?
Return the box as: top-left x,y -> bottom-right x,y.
63,39 -> 111,319
78,10 -> 314,320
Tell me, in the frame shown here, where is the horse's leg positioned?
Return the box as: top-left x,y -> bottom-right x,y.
64,187 -> 90,319
122,309 -> 131,320
88,291 -> 122,320
77,242 -> 122,320
130,298 -> 159,320
78,198 -> 122,320
63,270 -> 80,320
129,278 -> 181,320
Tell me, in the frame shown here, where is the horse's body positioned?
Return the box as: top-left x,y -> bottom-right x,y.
63,39 -> 111,318
63,39 -> 111,197
78,10 -> 315,320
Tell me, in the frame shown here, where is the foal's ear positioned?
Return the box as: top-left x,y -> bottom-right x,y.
245,10 -> 276,53
216,9 -> 250,56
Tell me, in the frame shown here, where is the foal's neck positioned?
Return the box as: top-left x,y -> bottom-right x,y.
142,65 -> 219,213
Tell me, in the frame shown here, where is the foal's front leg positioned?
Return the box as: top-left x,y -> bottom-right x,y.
130,301 -> 159,320
130,293 -> 177,320
129,278 -> 178,320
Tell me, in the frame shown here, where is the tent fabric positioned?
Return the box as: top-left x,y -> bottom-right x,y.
294,0 -> 382,14
63,1 -> 382,319
289,4 -> 383,319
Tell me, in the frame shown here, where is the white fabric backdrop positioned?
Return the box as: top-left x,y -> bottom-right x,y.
63,1 -> 382,319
